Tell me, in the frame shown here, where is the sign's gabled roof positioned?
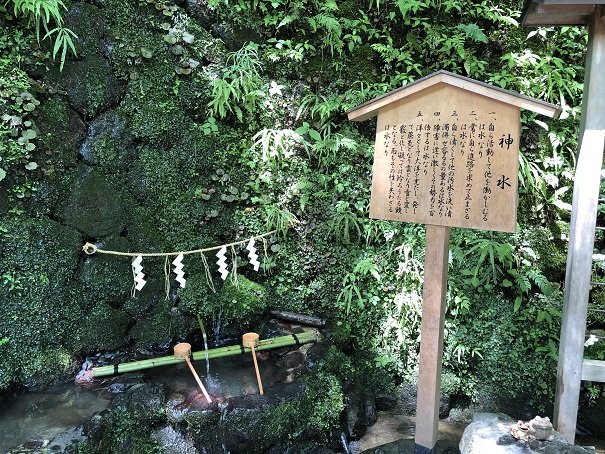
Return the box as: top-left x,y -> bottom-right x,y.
346,70 -> 562,122
521,0 -> 602,27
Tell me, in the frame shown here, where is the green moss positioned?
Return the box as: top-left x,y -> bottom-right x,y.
72,303 -> 130,352
77,237 -> 133,304
303,371 -> 345,434
0,215 -> 83,389
37,96 -> 80,165
129,299 -> 196,348
81,383 -> 166,454
179,274 -> 267,328
55,167 -> 127,237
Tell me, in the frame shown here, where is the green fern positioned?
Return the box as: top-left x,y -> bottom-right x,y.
251,128 -> 304,162
329,200 -> 362,244
208,43 -> 263,121
265,204 -> 297,238
307,12 -> 343,57
527,268 -> 553,295
457,23 -> 488,43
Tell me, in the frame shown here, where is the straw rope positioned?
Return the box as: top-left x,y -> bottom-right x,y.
82,230 -> 278,257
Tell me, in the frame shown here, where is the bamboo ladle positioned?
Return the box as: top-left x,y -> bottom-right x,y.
242,332 -> 264,395
174,342 -> 212,403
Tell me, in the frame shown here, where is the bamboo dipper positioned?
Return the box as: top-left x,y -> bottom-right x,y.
242,333 -> 264,395
174,343 -> 212,403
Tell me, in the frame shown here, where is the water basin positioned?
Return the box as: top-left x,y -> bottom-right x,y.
0,348 -> 290,452
0,382 -> 109,452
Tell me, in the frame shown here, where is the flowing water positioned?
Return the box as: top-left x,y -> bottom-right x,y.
4,354 -> 605,453
0,352 -> 283,452
0,382 -> 109,452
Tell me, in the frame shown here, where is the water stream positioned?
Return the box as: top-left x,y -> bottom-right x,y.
0,382 -> 109,452
0,352 -> 283,452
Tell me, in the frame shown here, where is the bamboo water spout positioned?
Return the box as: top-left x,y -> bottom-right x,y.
242,332 -> 263,395
85,330 -> 319,379
174,342 -> 212,403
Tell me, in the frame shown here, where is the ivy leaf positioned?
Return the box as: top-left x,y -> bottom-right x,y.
0,168 -> 6,181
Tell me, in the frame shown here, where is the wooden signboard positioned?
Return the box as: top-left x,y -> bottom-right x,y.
370,86 -> 520,233
348,70 -> 561,454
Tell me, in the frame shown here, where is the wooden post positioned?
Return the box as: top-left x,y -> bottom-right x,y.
554,6 -> 605,443
415,224 -> 450,454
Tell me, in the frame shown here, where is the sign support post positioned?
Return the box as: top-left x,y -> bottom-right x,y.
415,224 -> 451,453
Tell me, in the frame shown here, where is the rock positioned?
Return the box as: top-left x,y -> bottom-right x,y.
55,166 -> 127,237
78,109 -> 135,166
4,427 -> 85,454
151,425 -> 199,454
375,392 -> 398,412
59,2 -> 125,118
459,413 -> 596,454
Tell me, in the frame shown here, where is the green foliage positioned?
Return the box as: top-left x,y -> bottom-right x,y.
0,41 -> 42,198
444,291 -> 562,411
208,42 -> 263,122
328,200 -> 362,244
0,214 -> 82,389
265,204 -> 297,238
0,0 -> 587,425
5,0 -> 77,70
179,274 -> 267,328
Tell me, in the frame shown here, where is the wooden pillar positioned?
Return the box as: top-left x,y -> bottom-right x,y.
554,6 -> 605,443
415,224 -> 450,454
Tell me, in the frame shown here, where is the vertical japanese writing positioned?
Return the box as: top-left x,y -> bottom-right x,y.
396,124 -> 406,214
374,102 -> 515,231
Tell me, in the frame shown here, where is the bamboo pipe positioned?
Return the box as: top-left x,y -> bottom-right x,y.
242,333 -> 263,395
90,330 -> 319,378
174,343 -> 212,403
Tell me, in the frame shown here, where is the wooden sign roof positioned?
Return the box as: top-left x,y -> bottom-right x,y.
347,71 -> 561,233
521,0 -> 605,27
346,70 -> 562,122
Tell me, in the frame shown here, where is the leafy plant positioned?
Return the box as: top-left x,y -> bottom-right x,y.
337,257 -> 380,315
264,204 -> 297,238
328,200 -> 362,244
208,42 -> 263,121
6,0 -> 77,70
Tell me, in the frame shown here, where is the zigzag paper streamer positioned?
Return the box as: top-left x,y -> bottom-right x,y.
216,246 -> 229,280
172,252 -> 186,288
246,238 -> 260,271
132,255 -> 146,291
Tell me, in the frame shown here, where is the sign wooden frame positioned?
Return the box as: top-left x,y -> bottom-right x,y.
347,70 -> 561,454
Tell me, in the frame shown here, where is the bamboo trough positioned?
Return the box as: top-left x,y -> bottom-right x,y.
91,330 -> 319,378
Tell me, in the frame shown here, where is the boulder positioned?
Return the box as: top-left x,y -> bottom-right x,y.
55,166 -> 127,237
459,413 -> 596,454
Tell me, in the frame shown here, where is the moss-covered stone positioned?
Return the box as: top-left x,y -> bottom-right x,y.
0,215 -> 82,388
78,109 -> 135,168
72,303 -> 130,352
55,166 -> 127,237
129,299 -> 196,349
179,274 -> 267,329
77,236 -> 133,305
62,53 -> 125,118
81,382 -> 167,453
37,95 -> 86,169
